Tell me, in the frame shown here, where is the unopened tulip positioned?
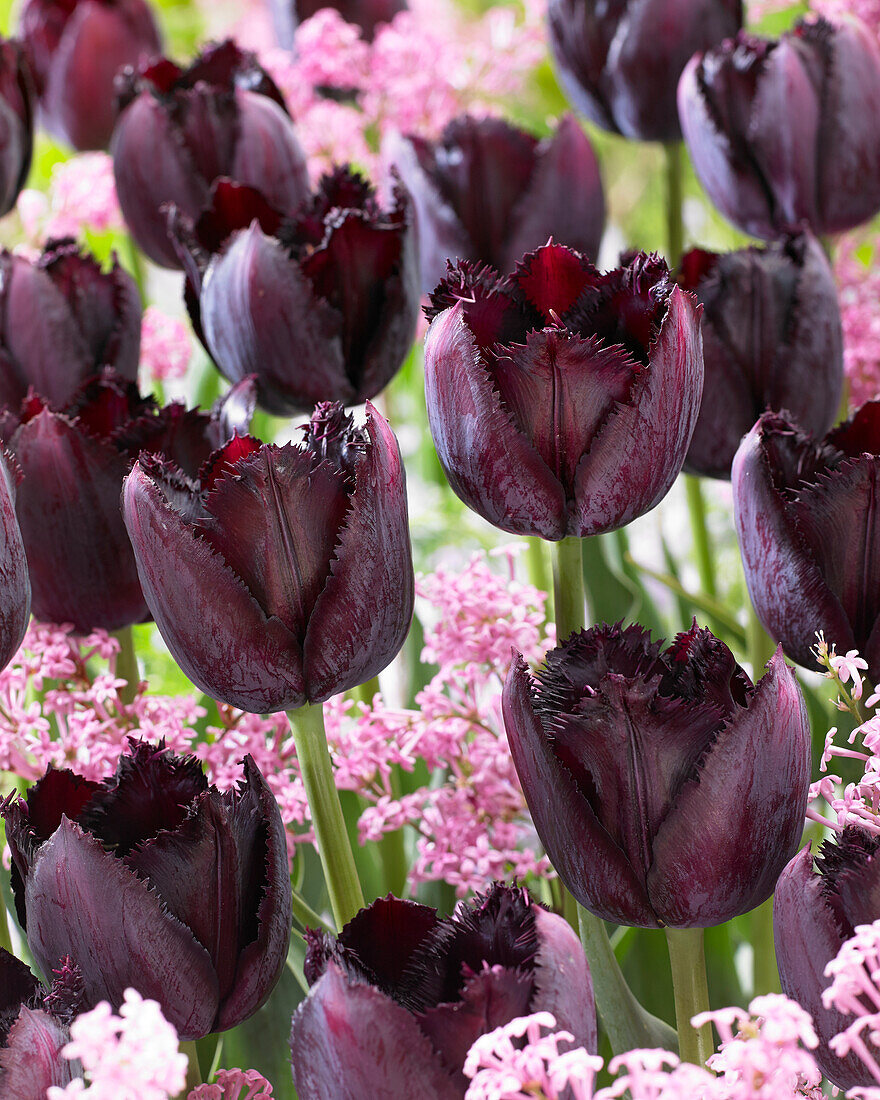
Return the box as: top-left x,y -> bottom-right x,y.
112,40 -> 309,268
19,0 -> 161,150
679,232 -> 842,479
0,39 -> 34,216
385,113 -> 604,293
423,244 -> 703,539
548,0 -> 742,142
169,170 -> 419,415
732,404 -> 880,674
504,621 -> 810,927
3,370 -> 255,632
679,17 -> 880,238
0,448 -> 30,672
775,830 -> 880,1091
123,401 -> 414,712
2,741 -> 292,1040
290,885 -> 596,1098
0,239 -> 141,412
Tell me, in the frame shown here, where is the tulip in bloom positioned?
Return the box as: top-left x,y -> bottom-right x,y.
1,741 -> 292,1041
385,113 -> 604,294
290,884 -> 596,1098
548,0 -> 742,143
423,244 -> 703,540
0,239 -> 141,412
732,403 -> 880,674
0,447 -> 31,672
2,370 -> 255,633
168,170 -> 419,415
774,829 -> 880,1091
112,40 -> 309,268
123,401 -> 414,713
504,621 -> 811,927
679,232 -> 843,479
19,0 -> 161,150
679,17 -> 880,239
0,39 -> 34,217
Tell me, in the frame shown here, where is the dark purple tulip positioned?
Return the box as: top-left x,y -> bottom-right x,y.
290,885 -> 596,1099
123,401 -> 414,713
0,448 -> 30,672
269,0 -> 406,48
679,17 -> 880,239
2,370 -> 255,633
679,231 -> 843,479
385,113 -> 605,294
19,0 -> 160,150
548,0 -> 742,142
0,950 -> 82,1093
423,244 -> 703,540
2,741 -> 292,1040
504,621 -> 811,928
732,404 -> 880,674
112,40 -> 309,269
0,39 -> 34,216
0,239 -> 141,412
775,829 -> 880,1091
169,169 -> 419,416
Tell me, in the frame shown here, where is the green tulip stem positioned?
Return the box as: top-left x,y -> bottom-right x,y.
746,602 -> 778,680
750,896 -> 781,995
290,889 -> 333,934
124,234 -> 148,307
112,626 -> 140,707
579,905 -> 679,1054
352,675 -> 381,710
665,926 -> 714,1065
287,702 -> 365,929
526,537 -> 554,619
181,1039 -> 202,1090
684,475 -> 717,601
0,901 -> 12,957
552,536 -> 587,643
664,142 -> 685,262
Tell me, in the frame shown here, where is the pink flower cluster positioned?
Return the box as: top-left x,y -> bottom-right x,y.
834,234 -> 880,409
326,547 -> 555,894
260,1 -> 545,179
17,153 -> 123,245
140,307 -> 193,383
189,1068 -> 274,1099
823,919 -> 880,1092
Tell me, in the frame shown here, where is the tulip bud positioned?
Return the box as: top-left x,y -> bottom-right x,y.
2,370 -> 256,633
168,170 -> 420,415
548,0 -> 742,143
290,885 -> 596,1098
0,39 -> 34,217
423,244 -> 703,540
0,448 -> 30,672
1,741 -> 292,1041
0,239 -> 141,412
269,0 -> 406,47
19,0 -> 161,150
679,231 -> 843,479
123,401 -> 414,713
679,16 -> 880,239
112,40 -> 309,269
384,113 -> 604,295
774,831 -> 880,1091
732,403 -> 880,674
504,621 -> 811,927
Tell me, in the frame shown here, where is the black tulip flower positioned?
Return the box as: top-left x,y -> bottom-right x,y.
0,448 -> 31,672
679,231 -> 843,479
0,39 -> 34,217
2,369 -> 255,633
423,244 -> 703,540
290,885 -> 596,1099
732,404 -> 880,674
19,0 -> 161,151
504,621 -> 811,928
385,113 -> 605,295
0,951 -> 83,1093
168,169 -> 420,416
112,40 -> 309,269
547,0 -> 742,143
679,17 -> 880,239
123,401 -> 414,713
0,239 -> 141,412
269,0 -> 406,48
775,829 -> 880,1091
1,741 -> 292,1041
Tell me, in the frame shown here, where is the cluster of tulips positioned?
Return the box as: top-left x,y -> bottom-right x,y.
0,0 -> 878,1096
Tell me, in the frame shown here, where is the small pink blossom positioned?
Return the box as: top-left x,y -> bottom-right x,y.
189,1068 -> 274,1099
824,919 -> 880,1086
140,308 -> 192,382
